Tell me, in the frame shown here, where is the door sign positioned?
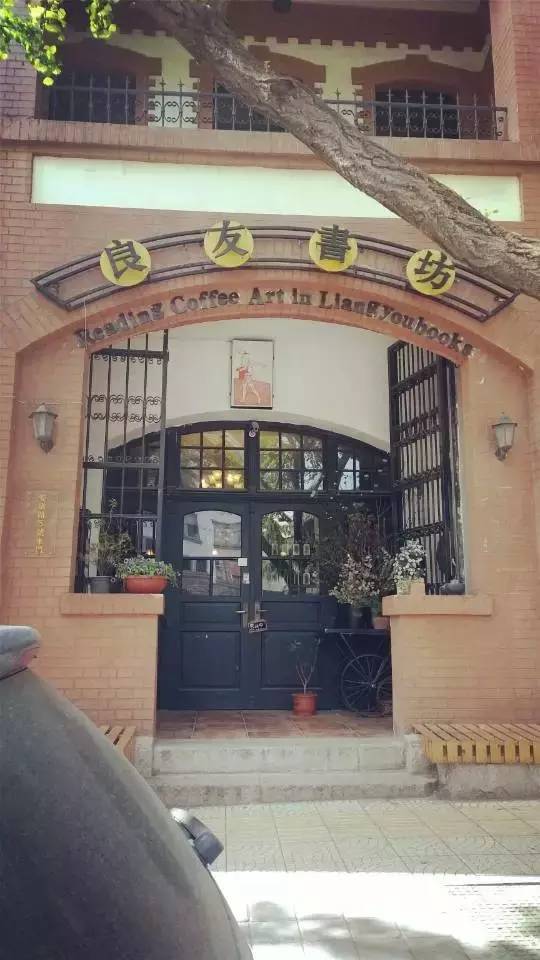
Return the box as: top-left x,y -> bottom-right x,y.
248,619 -> 268,634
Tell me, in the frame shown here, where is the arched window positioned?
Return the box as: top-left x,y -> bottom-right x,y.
375,86 -> 458,139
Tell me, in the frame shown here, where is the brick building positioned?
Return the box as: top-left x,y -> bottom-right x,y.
1,0 -> 540,761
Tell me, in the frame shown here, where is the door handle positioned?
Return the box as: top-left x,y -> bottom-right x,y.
236,608 -> 248,628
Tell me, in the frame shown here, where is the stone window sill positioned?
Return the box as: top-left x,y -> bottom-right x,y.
382,594 -> 493,617
60,594 -> 165,617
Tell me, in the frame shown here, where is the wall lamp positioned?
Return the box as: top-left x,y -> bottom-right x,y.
29,403 -> 57,453
492,413 -> 517,461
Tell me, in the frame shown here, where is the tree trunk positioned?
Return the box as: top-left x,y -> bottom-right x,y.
136,0 -> 540,301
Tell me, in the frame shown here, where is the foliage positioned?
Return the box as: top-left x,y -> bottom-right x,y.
88,500 -> 132,575
319,506 -> 394,608
0,0 -> 116,85
330,553 -> 377,608
392,540 -> 425,583
117,555 -> 177,584
289,635 -> 320,694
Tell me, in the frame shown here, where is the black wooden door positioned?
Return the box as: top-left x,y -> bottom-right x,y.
159,499 -> 332,709
388,343 -> 461,593
248,502 -> 327,709
160,500 -> 252,709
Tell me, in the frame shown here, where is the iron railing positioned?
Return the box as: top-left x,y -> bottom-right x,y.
44,81 -> 508,140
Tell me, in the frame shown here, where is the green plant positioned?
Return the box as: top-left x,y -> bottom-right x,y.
88,501 -> 132,576
117,555 -> 177,585
289,636 -> 321,694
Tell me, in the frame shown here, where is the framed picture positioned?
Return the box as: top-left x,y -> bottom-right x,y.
230,339 -> 274,409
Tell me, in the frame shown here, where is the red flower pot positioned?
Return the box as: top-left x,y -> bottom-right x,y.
292,691 -> 318,717
124,575 -> 168,594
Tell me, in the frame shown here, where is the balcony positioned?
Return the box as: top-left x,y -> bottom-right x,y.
43,81 -> 508,141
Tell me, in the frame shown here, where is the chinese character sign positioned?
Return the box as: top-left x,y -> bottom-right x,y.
204,220 -> 254,268
309,225 -> 358,273
100,239 -> 151,287
406,249 -> 456,297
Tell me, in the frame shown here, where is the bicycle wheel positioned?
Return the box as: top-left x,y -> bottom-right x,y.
340,654 -> 391,715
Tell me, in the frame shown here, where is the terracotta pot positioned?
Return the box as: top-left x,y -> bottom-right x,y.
373,615 -> 390,631
124,575 -> 168,594
292,691 -> 318,717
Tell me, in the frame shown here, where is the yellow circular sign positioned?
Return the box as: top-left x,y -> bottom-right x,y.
309,226 -> 358,273
100,239 -> 151,287
204,220 -> 254,268
406,248 -> 456,297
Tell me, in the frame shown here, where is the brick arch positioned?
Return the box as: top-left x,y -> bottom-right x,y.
0,269 -> 530,371
351,54 -> 494,105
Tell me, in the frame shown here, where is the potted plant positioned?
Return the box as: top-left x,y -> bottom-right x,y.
320,506 -> 390,627
117,555 -> 177,594
88,513 -> 132,595
289,635 -> 321,716
330,553 -> 377,628
370,546 -> 395,629
392,540 -> 426,595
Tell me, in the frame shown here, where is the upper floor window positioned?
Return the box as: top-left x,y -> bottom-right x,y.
48,70 -> 137,124
213,82 -> 283,132
375,86 -> 458,139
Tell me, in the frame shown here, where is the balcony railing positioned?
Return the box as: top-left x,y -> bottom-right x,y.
44,82 -> 508,141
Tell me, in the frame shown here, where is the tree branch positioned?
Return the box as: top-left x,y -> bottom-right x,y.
135,0 -> 540,300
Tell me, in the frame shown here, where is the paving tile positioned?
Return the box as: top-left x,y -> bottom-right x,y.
276,825 -> 333,843
512,853 -> 540,871
343,855 -> 410,874
388,838 -> 453,857
334,837 -> 394,853
251,943 -> 306,960
299,918 -> 352,942
443,837 -> 510,855
475,819 -> 537,836
404,935 -> 470,960
281,841 -> 345,872
227,848 -> 287,872
346,918 -> 403,940
397,855 -> 471,875
250,920 -> 302,945
301,939 -> 361,960
496,835 -> 540,854
456,854 -> 528,876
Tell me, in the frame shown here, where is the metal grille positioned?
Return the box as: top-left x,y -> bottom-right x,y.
388,342 -> 462,594
43,80 -> 508,141
76,332 -> 168,591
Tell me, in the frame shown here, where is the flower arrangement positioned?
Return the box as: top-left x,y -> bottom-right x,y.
392,540 -> 425,589
330,554 -> 377,608
117,556 -> 177,584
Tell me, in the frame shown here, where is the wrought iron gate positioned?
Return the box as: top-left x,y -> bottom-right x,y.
76,332 -> 168,591
388,342 -> 462,593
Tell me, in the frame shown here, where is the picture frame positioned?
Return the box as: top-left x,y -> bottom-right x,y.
230,339 -> 274,409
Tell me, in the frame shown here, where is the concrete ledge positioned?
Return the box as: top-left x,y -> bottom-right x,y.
438,764 -> 540,800
60,593 -> 165,617
383,594 -> 493,617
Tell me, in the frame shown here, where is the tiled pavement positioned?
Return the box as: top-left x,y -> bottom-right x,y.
157,710 -> 393,739
189,798 -> 540,960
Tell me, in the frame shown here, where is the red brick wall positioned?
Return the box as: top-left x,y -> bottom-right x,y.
490,0 -> 540,141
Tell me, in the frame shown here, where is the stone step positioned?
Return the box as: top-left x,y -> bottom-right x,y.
153,736 -> 406,776
149,769 -> 437,807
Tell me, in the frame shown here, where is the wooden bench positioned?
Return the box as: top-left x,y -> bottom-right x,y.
99,724 -> 136,763
413,722 -> 540,765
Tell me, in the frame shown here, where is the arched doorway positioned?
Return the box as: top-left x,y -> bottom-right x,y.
76,328 -> 462,712
158,420 -> 391,710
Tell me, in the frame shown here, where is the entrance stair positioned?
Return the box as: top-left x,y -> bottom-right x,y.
149,735 -> 437,807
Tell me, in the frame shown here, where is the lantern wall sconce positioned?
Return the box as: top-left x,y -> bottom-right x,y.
492,413 -> 517,461
29,404 -> 57,453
